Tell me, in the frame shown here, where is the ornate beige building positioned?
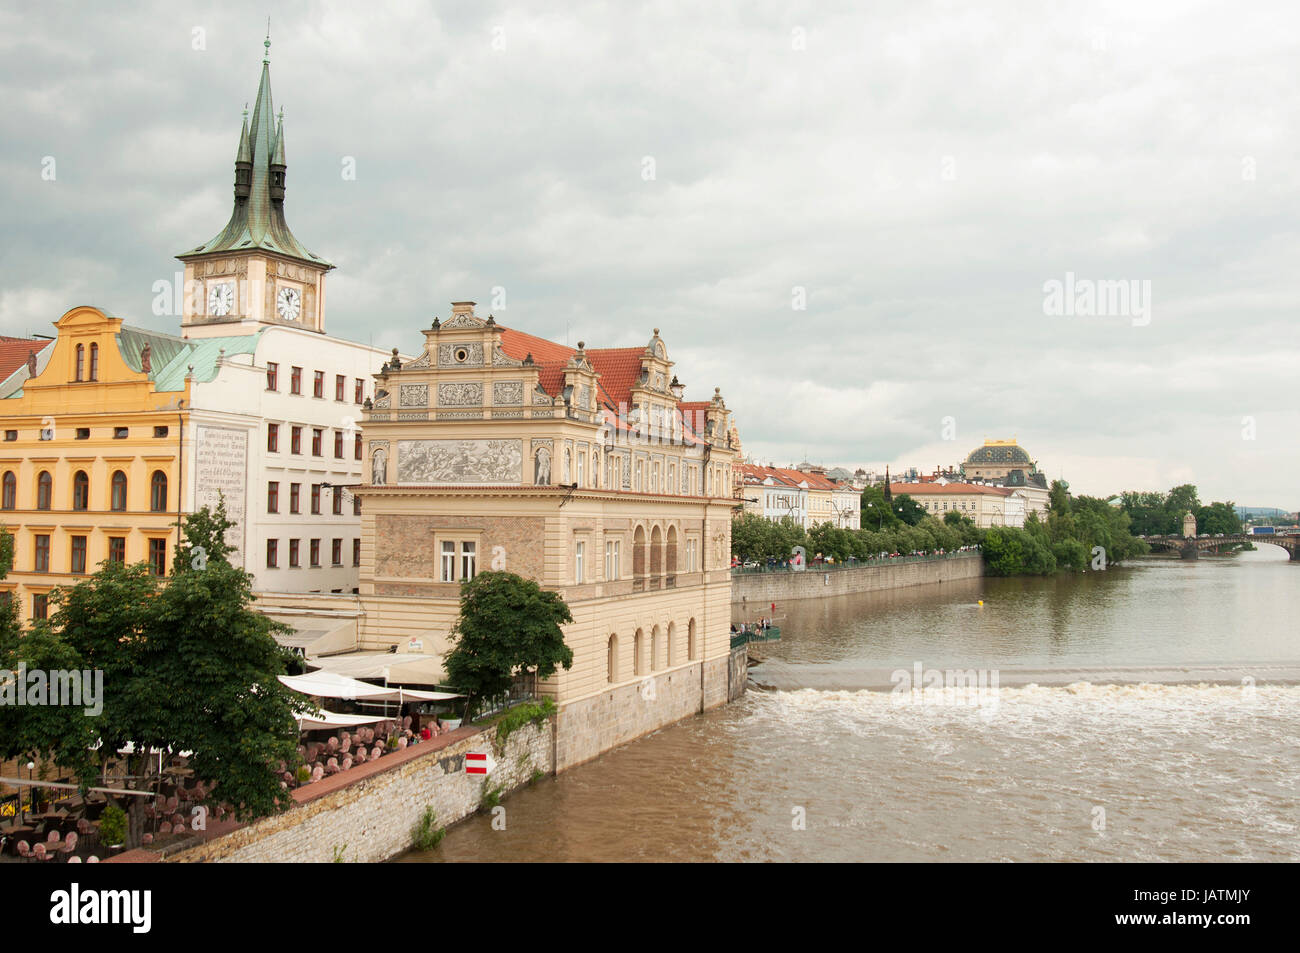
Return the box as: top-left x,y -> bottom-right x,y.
352,304 -> 742,769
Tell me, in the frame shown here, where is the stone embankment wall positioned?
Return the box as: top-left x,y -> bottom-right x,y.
731,553 -> 984,607
168,720 -> 551,864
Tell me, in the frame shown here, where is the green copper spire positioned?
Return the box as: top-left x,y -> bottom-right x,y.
235,109 -> 252,165
178,40 -> 330,268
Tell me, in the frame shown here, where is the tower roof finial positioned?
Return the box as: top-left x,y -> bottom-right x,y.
264,18 -> 271,63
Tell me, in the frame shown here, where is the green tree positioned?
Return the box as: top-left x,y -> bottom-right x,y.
0,502 -> 307,846
444,571 -> 574,721
893,494 -> 926,526
860,486 -> 901,530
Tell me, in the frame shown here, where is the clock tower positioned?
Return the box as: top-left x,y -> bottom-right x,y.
177,35 -> 333,338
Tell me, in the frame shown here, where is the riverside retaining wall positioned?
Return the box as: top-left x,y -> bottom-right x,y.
165,720 -> 552,863
731,553 -> 984,607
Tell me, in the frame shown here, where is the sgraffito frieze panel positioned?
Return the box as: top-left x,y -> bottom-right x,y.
437,381 -> 482,406
397,438 -> 522,485
437,343 -> 484,366
493,380 -> 524,405
399,383 -> 429,407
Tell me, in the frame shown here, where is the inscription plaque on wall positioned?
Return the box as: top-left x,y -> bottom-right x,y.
397,438 -> 522,485
195,425 -> 249,566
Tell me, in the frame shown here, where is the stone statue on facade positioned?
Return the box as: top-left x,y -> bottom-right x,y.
534,447 -> 551,485
372,448 -> 387,486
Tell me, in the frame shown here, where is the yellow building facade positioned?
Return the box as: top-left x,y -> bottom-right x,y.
0,307 -> 193,619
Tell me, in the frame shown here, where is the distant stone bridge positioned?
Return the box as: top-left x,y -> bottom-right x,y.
1144,533 -> 1300,561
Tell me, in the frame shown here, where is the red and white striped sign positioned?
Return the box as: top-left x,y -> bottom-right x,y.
465,751 -> 495,775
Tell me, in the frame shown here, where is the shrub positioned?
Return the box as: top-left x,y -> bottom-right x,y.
411,807 -> 445,851
99,804 -> 128,846
494,697 -> 557,754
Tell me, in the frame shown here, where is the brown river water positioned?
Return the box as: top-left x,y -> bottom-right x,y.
398,548 -> 1300,862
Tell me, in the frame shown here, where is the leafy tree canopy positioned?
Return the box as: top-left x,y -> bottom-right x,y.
444,571 -> 574,721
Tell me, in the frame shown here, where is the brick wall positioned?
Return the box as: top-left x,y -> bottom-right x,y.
731,553 -> 984,606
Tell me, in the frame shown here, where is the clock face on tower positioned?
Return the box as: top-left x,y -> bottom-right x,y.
276,286 -> 302,321
207,281 -> 235,317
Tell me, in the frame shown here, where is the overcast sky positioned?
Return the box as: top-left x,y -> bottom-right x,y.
2,1 -> 1297,506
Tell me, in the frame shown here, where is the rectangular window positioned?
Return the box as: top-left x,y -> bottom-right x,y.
291,426 -> 302,455
267,481 -> 279,513
311,484 -> 321,514
153,426 -> 168,438
76,428 -> 90,440
332,489 -> 342,516
312,428 -> 322,456
290,366 -> 302,395
313,371 -> 324,399
4,430 -> 15,441
575,541 -> 585,583
335,374 -> 345,402
113,427 -> 128,439
70,536 -> 87,574
108,537 -> 126,564
290,483 -> 301,514
352,538 -> 361,567
267,423 -> 279,452
148,538 -> 166,577
354,432 -> 362,461
352,497 -> 361,516
32,593 -> 48,621
331,538 -> 342,566
34,534 -> 50,572
577,454 -> 585,488
310,539 -> 321,568
354,378 -> 364,404
266,362 -> 279,391
460,542 -> 477,581
289,539 -> 300,568
605,540 -> 620,581
441,541 -> 455,583
333,430 -> 344,459
266,539 -> 278,568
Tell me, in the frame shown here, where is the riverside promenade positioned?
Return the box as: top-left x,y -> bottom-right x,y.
731,551 -> 984,607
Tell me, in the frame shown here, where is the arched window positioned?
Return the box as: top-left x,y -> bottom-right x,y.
667,621 -> 676,667
607,634 -> 618,684
666,525 -> 678,576
633,628 -> 644,676
650,625 -> 660,672
1,471 -> 15,510
75,344 -> 84,382
633,525 -> 647,578
688,618 -> 698,661
72,470 -> 89,510
89,343 -> 99,381
36,471 -> 52,510
650,525 -> 663,580
110,470 -> 127,511
150,470 -> 168,512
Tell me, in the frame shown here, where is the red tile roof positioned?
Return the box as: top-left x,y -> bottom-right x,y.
739,463 -> 851,492
0,337 -> 50,382
494,323 -> 711,446
496,326 -> 575,366
585,348 -> 644,407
